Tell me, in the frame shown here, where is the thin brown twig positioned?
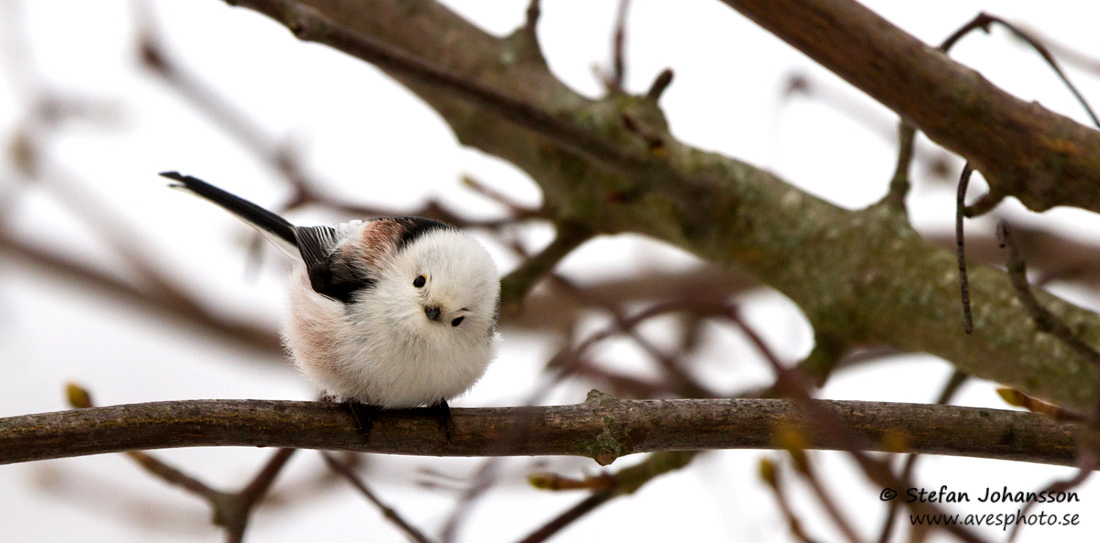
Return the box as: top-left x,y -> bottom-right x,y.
963,191 -> 1005,217
460,175 -> 541,218
940,12 -> 1099,127
1014,23 -> 1100,76
791,453 -> 862,543
883,121 -> 915,210
759,458 -> 820,543
520,450 -> 697,543
523,0 -> 541,36
552,277 -> 720,398
561,356 -> 680,399
956,163 -> 975,334
238,449 -> 298,512
321,452 -> 436,543
997,388 -> 1084,422
516,492 -> 614,543
996,220 -> 1100,367
609,0 -> 631,93
645,68 -> 674,101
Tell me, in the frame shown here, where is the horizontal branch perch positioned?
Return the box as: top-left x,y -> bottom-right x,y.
0,398 -> 1085,467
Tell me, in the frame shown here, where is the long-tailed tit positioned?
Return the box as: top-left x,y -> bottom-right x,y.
160,172 -> 500,436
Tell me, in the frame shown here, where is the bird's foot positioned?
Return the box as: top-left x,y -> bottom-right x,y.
427,400 -> 453,443
343,400 -> 381,441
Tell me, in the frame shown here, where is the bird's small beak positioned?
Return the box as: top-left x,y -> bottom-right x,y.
424,305 -> 442,322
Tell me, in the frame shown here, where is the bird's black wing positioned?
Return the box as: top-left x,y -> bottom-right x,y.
294,226 -> 374,304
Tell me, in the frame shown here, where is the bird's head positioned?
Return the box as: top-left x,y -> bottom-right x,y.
373,227 -> 500,347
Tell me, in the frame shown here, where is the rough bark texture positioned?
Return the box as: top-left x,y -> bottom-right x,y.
0,398 -> 1083,467
224,0 -> 1100,411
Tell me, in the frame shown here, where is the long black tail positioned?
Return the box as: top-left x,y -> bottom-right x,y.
159,171 -> 297,248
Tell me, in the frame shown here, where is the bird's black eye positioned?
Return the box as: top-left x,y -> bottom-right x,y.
451,316 -> 465,327
413,275 -> 426,288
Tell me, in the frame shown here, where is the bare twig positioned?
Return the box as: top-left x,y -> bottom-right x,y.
963,191 -> 1005,218
997,388 -> 1084,422
321,452 -> 436,543
516,492 -> 614,543
237,449 -> 298,513
523,0 -> 541,36
939,13 -> 1099,127
883,121 -> 915,210
789,452 -> 861,543
996,220 -> 1100,367
1014,23 -> 1100,76
460,175 -> 542,219
552,280 -> 721,398
956,163 -> 975,334
608,0 -> 631,93
645,68 -> 674,101
521,450 -> 697,542
759,458 -> 820,543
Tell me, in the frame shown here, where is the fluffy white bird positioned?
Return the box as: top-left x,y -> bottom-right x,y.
161,172 -> 500,436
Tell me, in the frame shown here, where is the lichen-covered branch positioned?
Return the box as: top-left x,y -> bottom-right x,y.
0,398 -> 1086,467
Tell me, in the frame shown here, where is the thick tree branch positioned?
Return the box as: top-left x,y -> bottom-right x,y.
0,398 -> 1086,468
718,0 -> 1100,214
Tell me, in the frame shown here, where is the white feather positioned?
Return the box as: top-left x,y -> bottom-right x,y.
283,227 -> 499,408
